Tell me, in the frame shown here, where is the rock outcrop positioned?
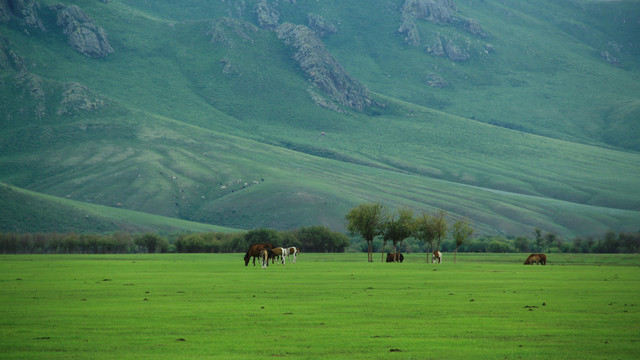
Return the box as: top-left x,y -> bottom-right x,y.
254,0 -> 279,30
14,72 -> 45,118
276,22 -> 376,111
307,13 -> 337,38
50,4 -> 114,58
426,73 -> 448,88
399,0 -> 458,46
57,82 -> 108,116
206,17 -> 258,48
398,0 -> 488,61
0,0 -> 46,33
0,36 -> 27,72
425,33 -> 469,62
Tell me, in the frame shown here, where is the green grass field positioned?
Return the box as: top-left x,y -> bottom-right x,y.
1,253 -> 638,359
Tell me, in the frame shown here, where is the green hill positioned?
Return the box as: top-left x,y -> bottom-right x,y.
1,0 -> 639,238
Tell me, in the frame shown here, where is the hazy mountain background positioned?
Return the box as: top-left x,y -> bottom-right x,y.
1,0 -> 639,238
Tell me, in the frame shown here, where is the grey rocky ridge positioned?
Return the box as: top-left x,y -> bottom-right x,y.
49,3 -> 114,58
275,22 -> 377,111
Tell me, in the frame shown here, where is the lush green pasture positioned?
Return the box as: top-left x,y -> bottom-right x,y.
1,253 -> 638,359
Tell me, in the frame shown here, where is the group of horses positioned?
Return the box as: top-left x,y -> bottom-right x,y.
244,243 -> 300,269
386,251 -> 441,263
245,246 -> 546,267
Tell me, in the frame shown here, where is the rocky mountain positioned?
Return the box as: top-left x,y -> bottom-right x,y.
1,0 -> 639,237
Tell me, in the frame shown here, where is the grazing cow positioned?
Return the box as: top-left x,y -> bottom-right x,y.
286,247 -> 299,263
524,253 -> 547,265
244,243 -> 274,266
432,251 -> 442,264
386,252 -> 404,263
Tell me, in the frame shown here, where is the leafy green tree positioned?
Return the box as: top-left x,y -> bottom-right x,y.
433,210 -> 448,252
381,207 -> 415,262
244,228 -> 282,247
533,228 -> 543,251
295,225 -> 349,252
345,203 -> 386,262
415,212 -> 436,262
513,236 -> 530,253
134,233 -> 168,253
451,219 -> 473,263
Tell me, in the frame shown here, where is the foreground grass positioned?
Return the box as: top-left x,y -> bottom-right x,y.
1,253 -> 638,359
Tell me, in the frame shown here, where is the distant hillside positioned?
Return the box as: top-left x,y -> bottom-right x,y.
1,0 -> 639,238
0,183 -> 239,234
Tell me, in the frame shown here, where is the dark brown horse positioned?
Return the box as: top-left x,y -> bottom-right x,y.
244,243 -> 274,266
269,247 -> 284,265
386,252 -> 404,263
524,253 -> 547,265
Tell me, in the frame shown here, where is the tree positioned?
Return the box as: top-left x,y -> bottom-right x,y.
345,203 -> 386,262
414,212 -> 437,262
433,210 -> 448,253
244,228 -> 282,247
381,207 -> 415,262
533,228 -> 543,251
451,219 -> 473,263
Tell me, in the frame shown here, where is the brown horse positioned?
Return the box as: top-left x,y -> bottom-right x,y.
524,253 -> 547,265
244,243 -> 274,266
386,252 -> 404,263
269,247 -> 284,265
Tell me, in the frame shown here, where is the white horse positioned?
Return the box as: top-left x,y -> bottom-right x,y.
279,247 -> 290,265
432,251 -> 442,264
286,247 -> 299,263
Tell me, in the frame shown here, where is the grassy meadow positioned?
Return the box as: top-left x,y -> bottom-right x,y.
1,253 -> 638,359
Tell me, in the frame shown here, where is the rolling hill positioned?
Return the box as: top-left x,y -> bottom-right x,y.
1,0 -> 639,238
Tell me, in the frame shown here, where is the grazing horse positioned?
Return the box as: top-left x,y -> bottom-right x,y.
280,247 -> 291,265
244,243 -> 274,266
432,251 -> 442,264
286,247 -> 299,263
269,247 -> 284,265
386,252 -> 404,263
260,248 -> 271,269
524,253 -> 547,265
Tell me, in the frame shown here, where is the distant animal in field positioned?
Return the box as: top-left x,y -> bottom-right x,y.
244,243 -> 274,266
260,248 -> 272,269
524,253 -> 547,265
280,247 -> 291,265
269,247 -> 284,265
386,252 -> 404,263
432,251 -> 442,264
286,247 -> 299,263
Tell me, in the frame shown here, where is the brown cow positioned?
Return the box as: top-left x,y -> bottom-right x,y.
524,253 -> 547,265
386,252 -> 404,263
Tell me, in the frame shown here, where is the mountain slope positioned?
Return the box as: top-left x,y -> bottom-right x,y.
1,0 -> 639,238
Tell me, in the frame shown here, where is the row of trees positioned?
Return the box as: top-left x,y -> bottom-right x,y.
345,203 -> 473,263
345,203 -> 640,257
0,226 -> 349,254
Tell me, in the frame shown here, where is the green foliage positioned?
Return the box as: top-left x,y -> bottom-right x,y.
293,225 -> 349,253
1,0 -> 639,239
